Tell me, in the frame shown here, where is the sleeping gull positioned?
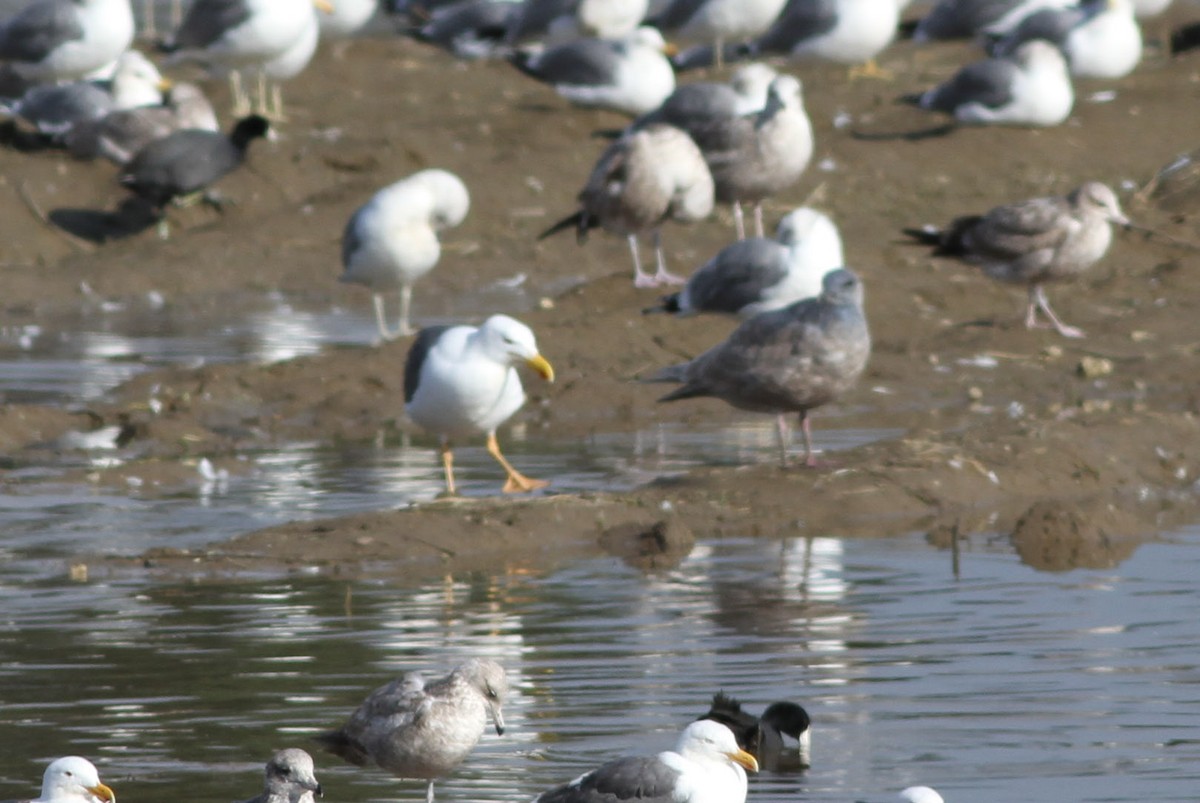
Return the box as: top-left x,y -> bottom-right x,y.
0,49 -> 167,137
0,0 -> 135,83
645,268 -> 870,467
510,26 -> 676,116
19,757 -> 115,803
696,692 -> 812,772
628,62 -> 777,152
704,74 -> 812,240
507,0 -> 649,44
988,0 -> 1142,79
162,0 -> 333,116
913,0 -> 1072,40
65,81 -> 219,164
908,39 -> 1074,127
898,787 -> 945,803
413,1 -> 522,59
540,123 -> 714,287
403,317 -> 554,494
746,0 -> 900,77
239,749 -> 323,803
339,169 -> 471,341
317,658 -> 509,803
903,181 -> 1128,338
653,0 -> 789,66
647,206 -> 843,318
533,720 -> 758,803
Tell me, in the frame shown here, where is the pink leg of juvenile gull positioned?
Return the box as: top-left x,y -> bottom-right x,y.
1026,285 -> 1084,339
650,230 -> 685,286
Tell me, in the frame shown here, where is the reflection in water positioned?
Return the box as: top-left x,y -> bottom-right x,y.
3,533 -> 1199,803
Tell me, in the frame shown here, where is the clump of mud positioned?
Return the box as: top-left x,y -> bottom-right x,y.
1010,499 -> 1141,572
599,519 -> 695,570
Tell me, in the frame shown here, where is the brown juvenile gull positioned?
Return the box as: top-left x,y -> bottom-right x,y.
902,181 -> 1128,338
704,73 -> 813,240
533,719 -> 758,803
645,268 -> 870,467
317,658 -> 509,803
15,757 -> 115,803
540,123 -> 714,288
238,749 -> 323,803
65,81 -> 218,164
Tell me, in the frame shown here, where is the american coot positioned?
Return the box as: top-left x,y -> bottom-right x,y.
118,113 -> 270,210
903,181 -> 1128,339
237,749 -> 322,803
647,269 -> 871,468
697,692 -> 813,771
317,659 -> 508,803
402,316 -> 554,495
533,720 -> 758,803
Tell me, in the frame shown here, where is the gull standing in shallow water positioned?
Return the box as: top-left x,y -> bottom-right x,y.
339,169 -> 471,341
903,181 -> 1128,338
317,658 -> 509,803
238,749 -> 323,803
647,207 -> 843,318
403,316 -> 554,494
540,123 -> 714,288
646,268 -> 870,467
19,757 -> 115,803
533,720 -> 758,803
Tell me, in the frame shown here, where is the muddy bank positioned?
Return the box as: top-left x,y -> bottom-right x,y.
2,21 -> 1200,581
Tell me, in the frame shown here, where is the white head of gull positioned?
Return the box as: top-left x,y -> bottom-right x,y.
705,73 -> 813,240
540,123 -> 714,288
916,39 -> 1074,127
0,0 -> 135,83
402,317 -> 554,494
239,749 -> 323,803
648,206 -> 843,319
318,658 -> 509,803
898,786 -> 945,803
27,757 -> 116,803
902,181 -> 1128,338
533,719 -> 759,803
646,268 -> 871,467
339,169 -> 471,341
510,25 -> 677,116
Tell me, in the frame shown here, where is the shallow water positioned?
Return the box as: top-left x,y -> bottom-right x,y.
1,531 -> 1199,803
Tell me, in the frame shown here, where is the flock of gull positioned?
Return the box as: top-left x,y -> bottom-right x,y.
0,0 -> 1162,491
15,659 -> 944,803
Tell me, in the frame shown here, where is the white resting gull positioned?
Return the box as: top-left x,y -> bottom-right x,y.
402,316 -> 554,494
648,207 -> 843,318
0,0 -> 134,83
898,787 -> 945,803
317,659 -> 509,803
903,181 -> 1128,338
988,0 -> 1142,79
339,169 -> 471,341
533,720 -> 759,803
18,757 -> 115,803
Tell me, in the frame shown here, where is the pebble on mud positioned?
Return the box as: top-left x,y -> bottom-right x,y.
1077,356 -> 1114,378
598,519 -> 695,570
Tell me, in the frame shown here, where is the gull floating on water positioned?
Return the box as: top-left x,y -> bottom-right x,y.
0,0 -> 134,83
908,39 -> 1074,127
989,0 -> 1142,79
533,720 -> 759,803
696,692 -> 812,772
18,757 -> 115,803
317,658 -> 509,803
646,268 -> 870,467
903,181 -> 1128,338
403,317 -> 554,494
898,787 -> 945,803
628,62 -> 777,152
238,749 -> 323,803
541,123 -> 714,287
704,74 -> 812,240
339,169 -> 471,341
510,26 -> 677,116
647,207 -> 843,318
